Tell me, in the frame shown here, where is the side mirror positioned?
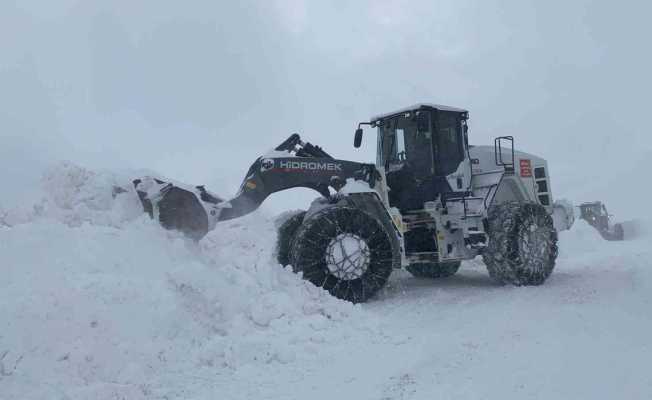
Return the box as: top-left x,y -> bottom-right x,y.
354,128 -> 363,148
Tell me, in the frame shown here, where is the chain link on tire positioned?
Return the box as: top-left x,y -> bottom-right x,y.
290,206 -> 395,303
483,201 -> 558,285
275,210 -> 307,266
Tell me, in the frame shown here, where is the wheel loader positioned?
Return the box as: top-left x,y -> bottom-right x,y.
133,103 -> 621,303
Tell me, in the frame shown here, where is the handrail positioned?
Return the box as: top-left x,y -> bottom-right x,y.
494,136 -> 515,173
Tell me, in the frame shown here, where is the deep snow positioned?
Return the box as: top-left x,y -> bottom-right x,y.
1,162 -> 651,399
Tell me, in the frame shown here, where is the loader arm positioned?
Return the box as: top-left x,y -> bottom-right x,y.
133,134 -> 379,240
216,156 -> 378,221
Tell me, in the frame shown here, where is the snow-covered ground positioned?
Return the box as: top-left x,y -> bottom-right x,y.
2,163 -> 651,399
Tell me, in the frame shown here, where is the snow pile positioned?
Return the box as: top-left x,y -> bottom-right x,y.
0,161 -> 143,228
0,162 -> 369,399
4,161 -> 652,399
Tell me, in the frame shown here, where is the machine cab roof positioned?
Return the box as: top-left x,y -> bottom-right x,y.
370,103 -> 468,124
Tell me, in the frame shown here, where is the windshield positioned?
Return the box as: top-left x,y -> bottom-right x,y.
376,110 -> 466,178
377,113 -> 434,178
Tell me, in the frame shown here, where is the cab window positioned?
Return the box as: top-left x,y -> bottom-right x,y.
434,111 -> 465,176
377,114 -> 434,178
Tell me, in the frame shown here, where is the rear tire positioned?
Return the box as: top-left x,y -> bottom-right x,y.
290,206 -> 395,303
275,210 -> 307,266
406,261 -> 461,279
483,202 -> 558,285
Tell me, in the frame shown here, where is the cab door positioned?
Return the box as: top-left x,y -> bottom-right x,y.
433,111 -> 471,192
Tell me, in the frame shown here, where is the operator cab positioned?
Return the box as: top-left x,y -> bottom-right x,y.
356,104 -> 470,212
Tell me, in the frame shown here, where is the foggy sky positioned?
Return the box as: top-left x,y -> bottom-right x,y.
2,1 -> 650,218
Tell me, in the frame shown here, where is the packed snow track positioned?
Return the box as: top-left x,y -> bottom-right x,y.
1,162 -> 651,399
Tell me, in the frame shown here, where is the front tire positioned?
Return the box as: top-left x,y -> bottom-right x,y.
483,202 -> 558,285
406,261 -> 461,279
275,210 -> 307,266
290,206 -> 396,303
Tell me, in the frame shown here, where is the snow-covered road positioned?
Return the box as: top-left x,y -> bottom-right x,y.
2,163 -> 651,400
221,223 -> 652,400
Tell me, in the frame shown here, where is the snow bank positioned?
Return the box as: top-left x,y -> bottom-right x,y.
4,161 -> 651,400
0,161 -> 143,228
0,162 -> 368,399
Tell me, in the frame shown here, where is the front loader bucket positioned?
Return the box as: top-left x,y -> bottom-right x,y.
591,220 -> 644,241
597,224 -> 625,241
133,177 -> 223,241
618,220 -> 644,241
577,201 -> 644,242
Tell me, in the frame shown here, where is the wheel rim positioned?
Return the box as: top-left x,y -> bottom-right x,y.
324,233 -> 370,280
